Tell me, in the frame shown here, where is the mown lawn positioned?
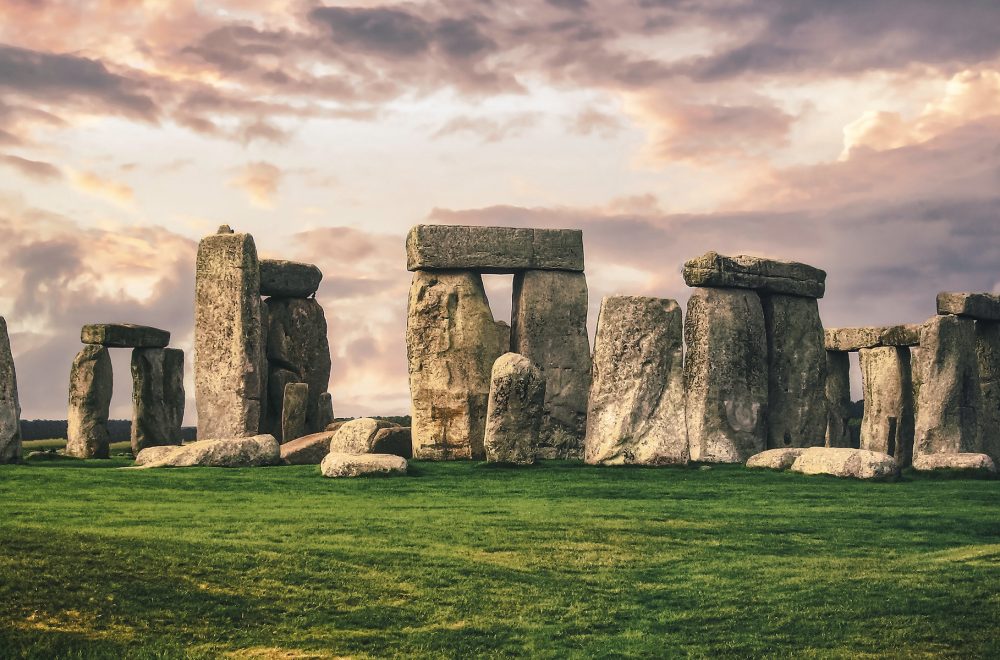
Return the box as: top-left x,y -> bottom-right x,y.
0,457 -> 997,658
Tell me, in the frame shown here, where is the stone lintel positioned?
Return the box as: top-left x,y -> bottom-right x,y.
937,292 -> 1000,322
824,324 -> 922,351
405,224 -> 584,273
682,251 -> 826,298
81,323 -> 170,348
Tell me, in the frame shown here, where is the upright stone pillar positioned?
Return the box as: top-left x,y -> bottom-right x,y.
484,353 -> 545,465
976,321 -> 1000,465
282,382 -> 309,443
511,270 -> 591,459
317,392 -> 335,431
194,230 -> 264,439
407,270 -> 501,460
131,347 -> 185,453
859,347 -> 914,466
66,345 -> 113,459
825,351 -> 852,448
0,317 -> 21,464
684,287 -> 768,463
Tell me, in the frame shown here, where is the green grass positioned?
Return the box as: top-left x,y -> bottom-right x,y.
0,458 -> 997,659
21,439 -> 132,454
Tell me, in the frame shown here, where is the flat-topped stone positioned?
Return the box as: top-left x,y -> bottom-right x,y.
790,447 -> 900,481
912,452 -> 997,474
132,434 -> 279,468
746,448 -> 807,471
406,224 -> 584,273
683,251 -> 826,298
320,452 -> 408,478
937,292 -> 1000,321
259,259 -> 323,298
824,324 -> 922,351
81,323 -> 169,348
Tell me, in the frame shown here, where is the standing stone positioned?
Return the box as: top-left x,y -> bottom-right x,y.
825,351 -> 852,448
974,321 -> 1000,465
859,347 -> 915,467
317,392 -> 335,432
584,296 -> 688,466
0,317 -> 21,464
511,270 -> 591,459
684,287 -> 768,463
484,353 -> 545,465
914,315 -> 982,457
194,231 -> 264,439
66,345 -> 113,459
281,382 -> 309,443
130,348 -> 185,454
762,295 -> 827,449
407,270 -> 501,460
495,320 -> 511,355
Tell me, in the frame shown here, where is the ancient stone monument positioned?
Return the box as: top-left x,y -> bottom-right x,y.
0,316 -> 22,464
484,352 -> 545,465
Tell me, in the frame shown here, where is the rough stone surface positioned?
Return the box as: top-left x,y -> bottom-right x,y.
762,295 -> 827,450
745,448 -> 807,470
66,345 -> 113,459
495,320 -> 511,355
684,287 -> 768,463
329,417 -> 396,454
371,426 -> 412,458
321,452 -> 408,478
81,323 -> 169,348
0,317 -> 21,464
912,452 -> 997,474
824,324 -> 922,351
317,392 -> 335,432
280,431 -> 335,465
130,347 -> 185,454
406,224 -> 584,273
937,291 -> 1000,321
859,347 -> 915,467
132,434 -> 279,468
825,351 -> 852,448
975,321 -> 1000,466
195,231 -> 265,439
914,315 -> 982,458
683,251 -> 826,298
281,382 -> 309,443
512,270 -> 591,459
259,259 -> 323,298
407,270 -> 501,460
790,447 -> 900,480
484,353 -> 545,464
584,296 -> 688,466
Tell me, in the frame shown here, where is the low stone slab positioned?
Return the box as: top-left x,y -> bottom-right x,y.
329,418 -> 396,454
824,324 -> 922,351
280,431 -> 335,465
745,448 -> 807,471
132,434 -> 279,468
81,323 -> 169,348
912,452 -> 997,474
937,292 -> 1000,321
259,259 -> 323,298
790,447 -> 900,481
320,452 -> 408,478
406,225 -> 584,273
683,251 -> 826,298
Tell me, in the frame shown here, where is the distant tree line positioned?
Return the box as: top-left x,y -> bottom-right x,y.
20,420 -> 197,442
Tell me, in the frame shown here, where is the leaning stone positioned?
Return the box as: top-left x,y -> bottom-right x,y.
825,351 -> 852,448
0,317 -> 21,464
859,347 -> 915,467
81,323 -> 169,348
584,296 -> 687,466
937,291 -> 1000,322
66,345 -> 113,459
259,259 -> 323,298
405,224 -> 584,273
745,448 -> 807,470
320,452 -> 407,478
407,271 -> 501,460
131,348 -> 185,454
790,447 -> 900,480
912,452 -> 997,474
281,382 -> 309,443
371,426 -> 413,458
484,353 -> 545,465
975,321 -> 1000,466
194,231 -> 265,439
132,434 -> 279,468
684,287 -> 768,463
329,417 -> 396,454
824,324 -> 922,351
280,431 -> 335,465
316,392 -> 335,432
683,251 -> 826,298
512,270 -> 592,459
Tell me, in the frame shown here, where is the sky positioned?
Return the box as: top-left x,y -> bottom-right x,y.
1,0 -> 999,423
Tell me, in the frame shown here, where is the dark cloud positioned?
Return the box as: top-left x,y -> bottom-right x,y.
310,6 -> 432,57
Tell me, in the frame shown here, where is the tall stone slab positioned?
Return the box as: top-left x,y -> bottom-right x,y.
281,382 -> 309,443
859,347 -> 915,467
584,296 -> 688,466
131,348 -> 185,454
974,321 -> 1000,465
194,230 -> 264,439
825,351 -> 852,448
0,317 -> 21,464
684,287 -> 768,463
66,345 -> 113,459
484,353 -> 545,465
511,270 -> 592,459
762,295 -> 827,449
317,392 -> 335,432
914,315 -> 982,457
406,270 -> 501,460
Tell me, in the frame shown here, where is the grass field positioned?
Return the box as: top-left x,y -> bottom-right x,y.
0,457 -> 997,658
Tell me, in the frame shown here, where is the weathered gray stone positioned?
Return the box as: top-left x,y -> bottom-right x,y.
912,452 -> 997,474
495,320 -> 511,355
825,351 -> 852,448
484,353 -> 545,465
194,231 -> 264,439
259,259 -> 323,298
824,324 -> 922,351
130,347 -> 185,454
790,447 -> 900,480
329,417 -> 396,454
320,452 -> 408,478
683,251 -> 826,298
66,345 -> 113,459
281,382 -> 309,443
81,323 -> 169,348
371,426 -> 412,458
512,270 -> 591,459
407,270 -> 501,460
975,321 -> 1000,466
745,448 -> 807,470
132,434 -> 279,468
762,295 -> 827,449
584,296 -> 687,466
937,291 -> 1000,321
0,317 -> 21,464
859,347 -> 915,467
316,393 -> 335,432
280,431 -> 335,465
914,315 -> 982,458
684,287 -> 768,463
406,225 -> 585,273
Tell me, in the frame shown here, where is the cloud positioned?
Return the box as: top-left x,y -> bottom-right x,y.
70,170 -> 135,207
432,113 -> 538,142
229,161 -> 283,207
0,154 -> 62,181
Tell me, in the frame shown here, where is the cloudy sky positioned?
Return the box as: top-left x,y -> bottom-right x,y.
2,0 -> 999,422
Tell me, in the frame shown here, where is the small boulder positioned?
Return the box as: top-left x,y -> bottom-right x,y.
329,418 -> 395,454
745,448 -> 807,471
912,452 -> 997,474
790,447 -> 900,481
132,434 -> 279,468
371,426 -> 412,458
320,452 -> 408,478
280,431 -> 335,465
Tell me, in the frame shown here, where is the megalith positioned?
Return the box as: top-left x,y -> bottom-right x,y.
584,296 -> 688,466
317,392 -> 335,432
281,382 -> 309,443
975,321 -> 1000,465
511,270 -> 592,459
484,352 -> 545,465
825,351 -> 852,448
131,347 -> 185,454
0,317 -> 21,464
66,345 -> 113,459
259,259 -> 323,298
859,347 -> 914,466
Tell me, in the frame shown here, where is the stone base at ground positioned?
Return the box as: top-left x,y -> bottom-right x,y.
320,452 -> 408,478
912,452 -> 997,474
745,448 -> 807,470
280,431 -> 335,464
132,435 -> 279,468
790,447 -> 900,480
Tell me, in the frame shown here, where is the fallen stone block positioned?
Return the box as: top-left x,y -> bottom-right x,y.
132,434 -> 279,468
81,323 -> 170,348
371,426 -> 412,458
745,448 -> 807,470
683,251 -> 826,298
280,431 -> 335,465
321,452 -> 408,478
485,353 -> 545,465
406,224 -> 584,273
824,324 -> 922,351
259,259 -> 323,298
329,417 -> 397,454
0,316 -> 21,464
912,452 -> 997,474
790,447 -> 900,480
937,291 -> 1000,321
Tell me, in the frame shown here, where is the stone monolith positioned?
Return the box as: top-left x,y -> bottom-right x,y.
825,351 -> 852,448
66,345 -> 113,459
975,321 -> 1000,465
484,353 -> 545,465
0,317 -> 21,464
281,382 -> 309,443
859,347 -> 914,467
317,392 -> 335,432
131,347 -> 185,454
495,320 -> 511,355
